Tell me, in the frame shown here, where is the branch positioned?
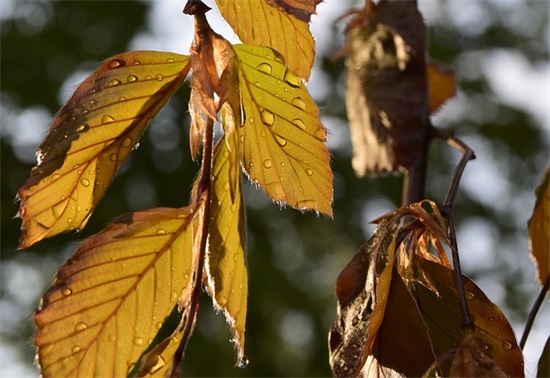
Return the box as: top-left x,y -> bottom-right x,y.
520,275 -> 549,349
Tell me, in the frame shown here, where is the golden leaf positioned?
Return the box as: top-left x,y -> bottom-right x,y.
34,206 -> 198,377
215,0 -> 315,80
234,44 -> 333,216
206,138 -> 248,365
17,51 -> 191,248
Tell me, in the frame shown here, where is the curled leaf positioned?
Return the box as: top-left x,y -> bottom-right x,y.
17,51 -> 191,248
528,166 -> 550,289
263,0 -> 322,22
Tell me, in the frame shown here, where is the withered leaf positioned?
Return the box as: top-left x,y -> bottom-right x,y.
263,0 -> 322,22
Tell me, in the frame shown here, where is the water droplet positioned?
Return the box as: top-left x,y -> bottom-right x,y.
166,58 -> 175,63
280,162 -> 286,167
291,97 -> 306,110
156,74 -> 164,81
465,291 -> 474,300
145,75 -> 153,80
274,135 -> 287,147
108,334 -> 116,342
170,291 -> 178,301
122,137 -> 133,148
156,229 -> 167,235
292,118 -> 306,130
67,217 -> 73,223
260,109 -> 275,126
96,168 -> 101,175
127,75 -> 138,83
132,142 -> 140,151
80,178 -> 91,187
283,69 -> 302,88
263,159 -> 273,168
62,287 -> 72,296
109,153 -> 117,162
155,321 -> 163,330
306,168 -> 313,176
148,355 -> 166,374
256,62 -> 272,75
502,340 -> 514,351
101,115 -> 115,124
71,345 -> 81,353
118,96 -> 127,102
108,59 -> 126,69
237,355 -> 249,369
252,178 -> 260,185
89,99 -> 97,106
133,60 -> 141,65
107,79 -> 121,87
133,337 -> 143,346
76,123 -> 89,133
253,81 -> 261,88
74,322 -> 88,332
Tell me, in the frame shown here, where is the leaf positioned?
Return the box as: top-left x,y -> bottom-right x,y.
528,167 -> 550,288
234,44 -> 333,216
344,1 -> 431,177
427,61 -> 456,113
17,51 -> 191,248
206,137 -> 248,365
450,328 -> 508,377
328,219 -> 398,377
215,0 -> 315,80
34,206 -> 198,377
263,0 -> 322,22
414,258 -> 525,377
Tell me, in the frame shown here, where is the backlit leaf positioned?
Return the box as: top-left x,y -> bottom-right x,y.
206,137 -> 248,365
345,1 -> 431,176
528,167 -> 550,288
215,0 -> 315,80
329,219 -> 397,376
34,206 -> 198,377
235,44 -> 333,216
427,61 -> 456,113
17,51 -> 191,248
414,258 -> 524,377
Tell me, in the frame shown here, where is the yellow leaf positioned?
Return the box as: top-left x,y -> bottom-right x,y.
206,138 -> 248,366
234,44 -> 333,216
427,61 -> 456,113
17,51 -> 190,248
263,0 -> 322,22
34,206 -> 198,377
528,167 -> 550,288
215,0 -> 315,80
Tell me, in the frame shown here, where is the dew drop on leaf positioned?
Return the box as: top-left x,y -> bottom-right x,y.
127,75 -> 138,83
283,69 -> 302,88
502,340 -> 514,351
155,321 -> 163,330
254,81 -> 261,88
263,159 -> 273,168
280,162 -> 286,167
101,115 -> 116,124
76,123 -> 89,133
132,60 -> 141,65
107,79 -> 122,87
149,355 -> 166,374
80,178 -> 91,187
74,322 -> 88,332
156,74 -> 164,81
291,97 -> 306,110
274,134 -> 288,147
71,345 -> 81,353
133,337 -> 143,346
62,287 -> 72,296
156,228 -> 167,235
122,137 -> 133,148
306,168 -> 313,176
292,118 -> 306,130
109,153 -> 117,162
465,291 -> 474,300
108,334 -> 116,342
257,62 -> 273,75
107,59 -> 126,69
166,58 -> 175,63
237,355 -> 249,369
118,96 -> 127,102
260,109 -> 275,126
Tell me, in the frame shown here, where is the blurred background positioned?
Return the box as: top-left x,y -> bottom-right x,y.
1,0 -> 548,376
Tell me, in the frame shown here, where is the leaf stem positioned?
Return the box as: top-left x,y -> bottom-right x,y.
519,275 -> 549,349
434,128 -> 476,329
170,116 -> 214,377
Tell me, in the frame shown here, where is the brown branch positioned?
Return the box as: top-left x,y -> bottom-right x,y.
520,275 -> 550,349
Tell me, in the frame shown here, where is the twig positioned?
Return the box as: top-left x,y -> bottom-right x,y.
519,275 -> 549,349
433,128 -> 476,329
170,116 -> 214,377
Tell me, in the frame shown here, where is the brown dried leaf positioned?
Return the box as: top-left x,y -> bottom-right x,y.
528,167 -> 550,288
263,0 -> 322,22
450,329 -> 508,377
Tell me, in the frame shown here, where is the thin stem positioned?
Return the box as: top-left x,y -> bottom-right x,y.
519,275 -> 549,349
434,128 -> 476,329
170,116 -> 214,377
